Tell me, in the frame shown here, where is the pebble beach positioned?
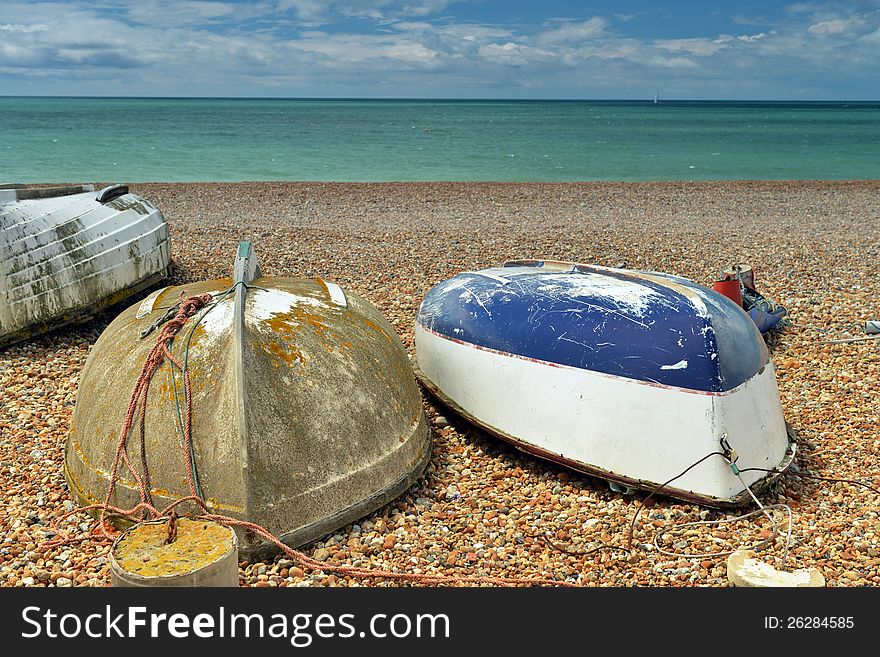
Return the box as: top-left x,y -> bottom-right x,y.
2,180 -> 879,588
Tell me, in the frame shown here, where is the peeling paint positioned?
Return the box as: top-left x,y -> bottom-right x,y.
1,187 -> 170,345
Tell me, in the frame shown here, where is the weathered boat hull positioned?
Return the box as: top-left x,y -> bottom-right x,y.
0,184 -> 170,347
415,259 -> 794,506
66,244 -> 431,556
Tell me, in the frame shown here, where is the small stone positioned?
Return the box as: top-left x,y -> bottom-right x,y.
433,416 -> 449,429
313,548 -> 330,561
383,535 -> 397,550
56,577 -> 72,587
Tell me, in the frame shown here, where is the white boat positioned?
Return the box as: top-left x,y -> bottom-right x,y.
0,184 -> 171,347
415,259 -> 795,507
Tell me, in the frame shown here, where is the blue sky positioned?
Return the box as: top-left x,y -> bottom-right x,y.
1,1 -> 878,98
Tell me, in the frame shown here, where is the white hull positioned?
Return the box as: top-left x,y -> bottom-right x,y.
415,323 -> 794,505
0,185 -> 171,345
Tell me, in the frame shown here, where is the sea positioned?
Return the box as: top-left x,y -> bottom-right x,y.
2,97 -> 879,183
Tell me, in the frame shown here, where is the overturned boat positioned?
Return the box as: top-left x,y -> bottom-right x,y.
65,243 -> 431,556
415,259 -> 795,507
0,184 -> 170,347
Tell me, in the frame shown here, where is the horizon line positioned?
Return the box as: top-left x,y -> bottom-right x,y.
1,95 -> 877,103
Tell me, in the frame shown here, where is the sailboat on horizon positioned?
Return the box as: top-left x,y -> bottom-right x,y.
653,90 -> 660,104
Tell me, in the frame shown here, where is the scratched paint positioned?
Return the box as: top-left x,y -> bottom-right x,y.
417,261 -> 769,392
414,319 -> 792,505
536,273 -> 669,317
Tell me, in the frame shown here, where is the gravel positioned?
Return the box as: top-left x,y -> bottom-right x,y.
1,180 -> 879,588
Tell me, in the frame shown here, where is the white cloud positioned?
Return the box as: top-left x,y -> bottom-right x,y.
275,0 -> 461,24
645,55 -> 698,70
536,18 -> 608,45
479,42 -> 553,66
860,26 -> 880,43
807,17 -> 866,35
0,23 -> 50,33
276,0 -> 330,22
737,32 -> 769,42
654,38 -> 729,56
291,31 -> 439,68
125,1 -> 239,26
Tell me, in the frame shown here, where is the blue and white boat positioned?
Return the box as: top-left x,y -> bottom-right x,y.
415,259 -> 795,506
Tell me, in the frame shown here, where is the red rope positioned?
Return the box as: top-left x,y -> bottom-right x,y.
47,291 -> 579,587
91,291 -> 211,539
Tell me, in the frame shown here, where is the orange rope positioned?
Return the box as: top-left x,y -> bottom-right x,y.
47,291 -> 579,587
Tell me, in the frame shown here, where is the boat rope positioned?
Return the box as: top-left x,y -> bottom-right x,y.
46,290 -> 578,587
625,449 -> 797,569
626,444 -> 879,571
165,281 -> 269,500
626,452 -> 726,549
99,291 -> 214,534
735,467 -> 880,497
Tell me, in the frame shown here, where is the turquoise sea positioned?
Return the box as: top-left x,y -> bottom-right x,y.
2,97 -> 879,182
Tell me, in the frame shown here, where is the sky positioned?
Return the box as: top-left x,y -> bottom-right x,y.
0,1 -> 878,99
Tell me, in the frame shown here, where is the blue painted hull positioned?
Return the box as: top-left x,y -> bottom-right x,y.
417,260 -> 770,393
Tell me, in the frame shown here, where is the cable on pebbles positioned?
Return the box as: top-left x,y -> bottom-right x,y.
2,180 -> 879,588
